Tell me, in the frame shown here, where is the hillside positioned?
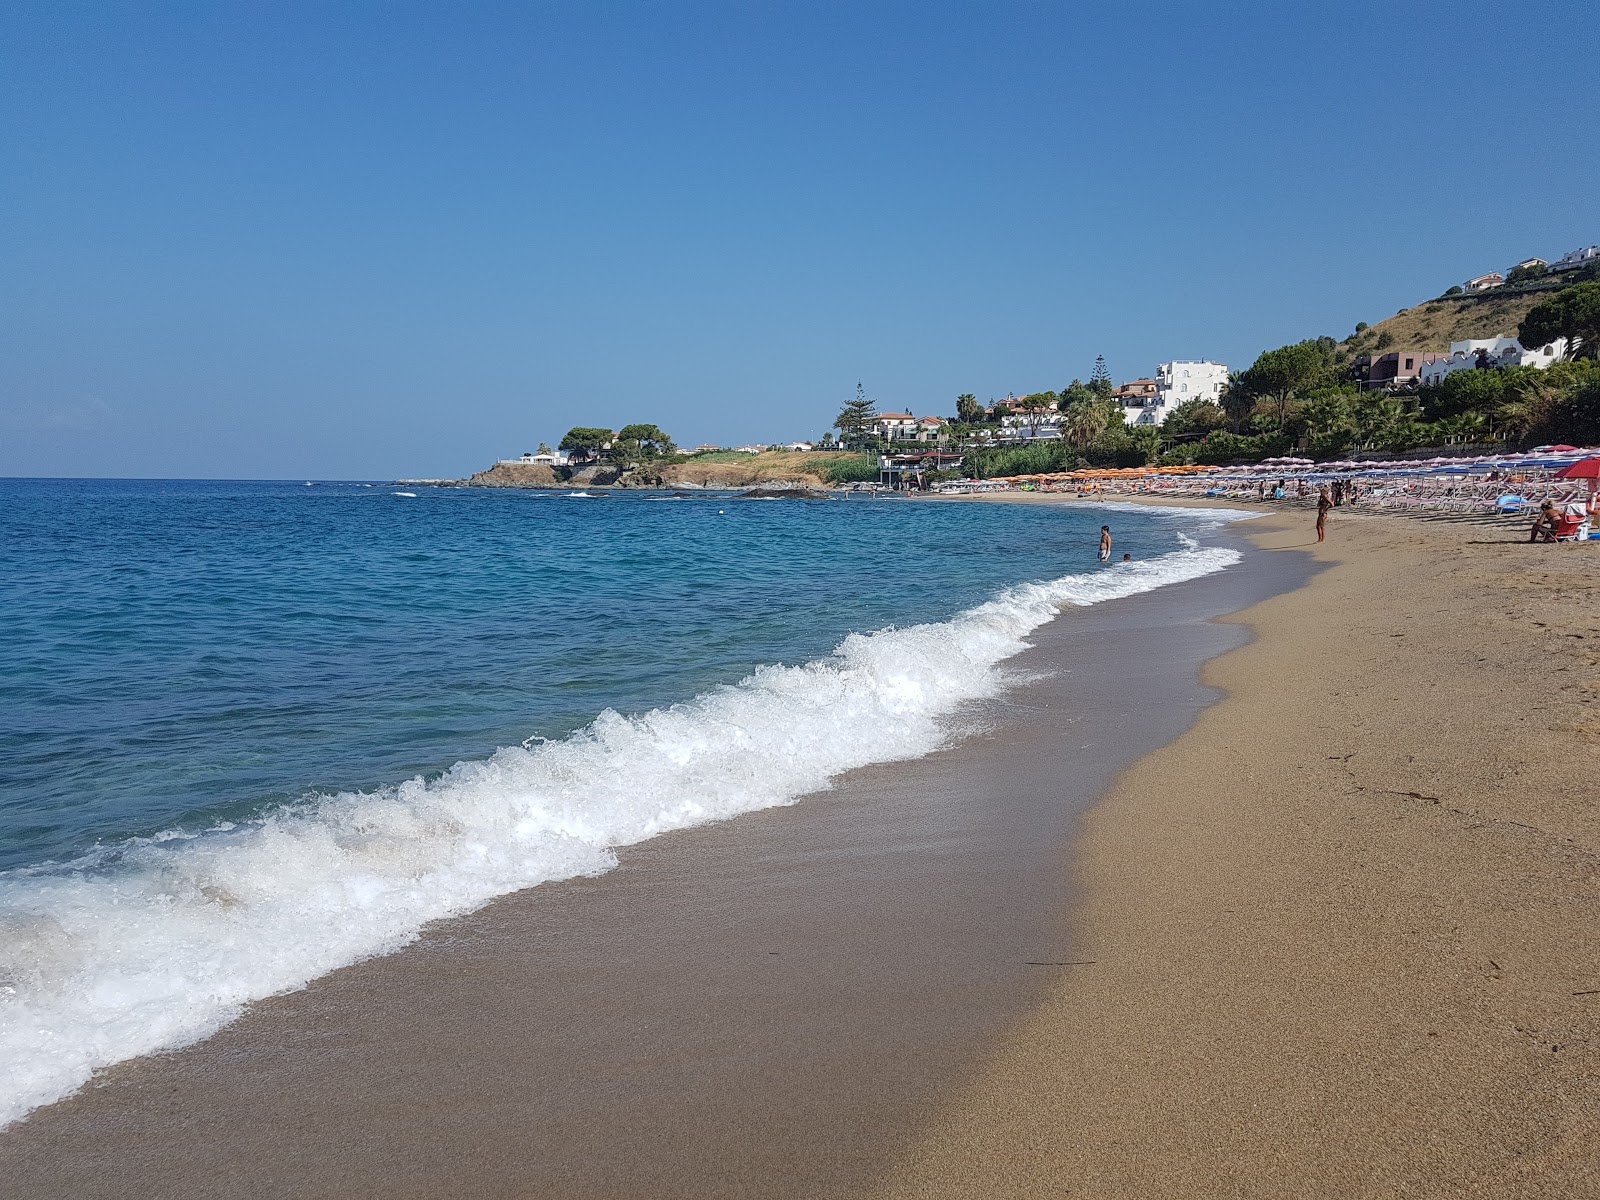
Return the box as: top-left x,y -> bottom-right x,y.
1338,281 -> 1561,359
661,450 -> 861,489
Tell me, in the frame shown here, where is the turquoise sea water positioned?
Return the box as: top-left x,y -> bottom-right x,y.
0,477 -> 1244,1127
0,479 -> 1170,871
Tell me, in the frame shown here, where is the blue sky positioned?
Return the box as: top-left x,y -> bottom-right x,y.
3,1 -> 1595,478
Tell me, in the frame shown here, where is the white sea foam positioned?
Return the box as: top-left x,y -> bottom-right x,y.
0,534 -> 1241,1128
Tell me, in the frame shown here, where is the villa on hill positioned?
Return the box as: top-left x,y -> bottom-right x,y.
870,413 -> 945,442
1120,361 -> 1229,426
1354,350 -> 1450,391
1418,336 -> 1571,386
1554,245 -> 1599,272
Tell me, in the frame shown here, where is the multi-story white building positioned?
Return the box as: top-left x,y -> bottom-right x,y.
1122,361 -> 1230,426
1419,336 -> 1571,386
870,413 -> 918,440
1553,245 -> 1599,272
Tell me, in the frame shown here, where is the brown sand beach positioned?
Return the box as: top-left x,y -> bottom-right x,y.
875,501 -> 1600,1197
3,502 -> 1596,1197
0,515 -> 1309,1199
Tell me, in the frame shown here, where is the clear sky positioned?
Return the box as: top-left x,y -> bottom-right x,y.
3,1 -> 1595,479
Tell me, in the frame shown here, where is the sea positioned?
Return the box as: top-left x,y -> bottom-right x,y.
0,478 -> 1245,1126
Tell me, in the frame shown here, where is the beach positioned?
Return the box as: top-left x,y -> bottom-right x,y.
0,505 -> 1302,1197
3,499 -> 1596,1196
875,501 -> 1600,1197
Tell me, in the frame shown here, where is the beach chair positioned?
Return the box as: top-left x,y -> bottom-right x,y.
1552,505 -> 1591,542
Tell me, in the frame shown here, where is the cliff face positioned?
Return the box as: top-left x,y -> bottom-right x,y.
466,462 -> 564,488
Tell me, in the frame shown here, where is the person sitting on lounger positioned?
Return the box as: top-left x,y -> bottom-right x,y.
1529,500 -> 1561,543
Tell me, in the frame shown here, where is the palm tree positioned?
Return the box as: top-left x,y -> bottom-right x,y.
1128,425 -> 1164,464
1062,400 -> 1110,448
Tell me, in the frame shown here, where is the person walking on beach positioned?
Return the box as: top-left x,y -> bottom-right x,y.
1099,525 -> 1113,562
1316,485 -> 1332,543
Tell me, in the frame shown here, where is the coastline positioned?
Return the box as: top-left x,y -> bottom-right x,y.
0,518 -> 1310,1197
874,504 -> 1600,1197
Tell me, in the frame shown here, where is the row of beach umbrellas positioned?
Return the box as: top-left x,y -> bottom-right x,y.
994,446 -> 1598,484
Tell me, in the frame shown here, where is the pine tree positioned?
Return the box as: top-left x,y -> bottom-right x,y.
1090,355 -> 1113,397
835,382 -> 878,448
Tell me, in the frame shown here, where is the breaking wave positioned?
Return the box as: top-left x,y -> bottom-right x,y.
0,537 -> 1240,1127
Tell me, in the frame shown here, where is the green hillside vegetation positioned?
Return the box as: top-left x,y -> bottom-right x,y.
957,275 -> 1600,475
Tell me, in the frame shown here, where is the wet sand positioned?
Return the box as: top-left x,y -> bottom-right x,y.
0,526 -> 1311,1198
875,506 -> 1600,1197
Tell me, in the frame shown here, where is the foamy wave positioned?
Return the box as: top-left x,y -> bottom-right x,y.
0,538 -> 1239,1127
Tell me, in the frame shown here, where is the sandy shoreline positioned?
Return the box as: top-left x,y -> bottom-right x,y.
0,515 -> 1309,1198
874,503 -> 1600,1197
6,501 -> 1594,1196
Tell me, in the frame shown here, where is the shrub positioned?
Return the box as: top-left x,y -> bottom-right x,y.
964,441 -> 1078,479
1192,431 -> 1291,465
821,455 -> 881,484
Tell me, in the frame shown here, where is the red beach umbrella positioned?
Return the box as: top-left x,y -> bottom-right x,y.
1554,458 -> 1600,480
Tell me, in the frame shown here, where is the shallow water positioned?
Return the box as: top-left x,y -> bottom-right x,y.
0,479 -> 1241,1126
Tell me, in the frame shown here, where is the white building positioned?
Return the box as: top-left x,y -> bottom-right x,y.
1553,245 -> 1599,272
1419,336 -> 1571,386
1123,361 -> 1229,426
870,413 -> 917,440
1465,272 -> 1504,292
870,414 -> 947,442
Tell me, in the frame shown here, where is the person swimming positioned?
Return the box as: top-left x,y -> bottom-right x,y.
1099,525 -> 1112,562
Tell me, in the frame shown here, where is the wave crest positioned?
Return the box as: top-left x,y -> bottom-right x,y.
0,539 -> 1239,1126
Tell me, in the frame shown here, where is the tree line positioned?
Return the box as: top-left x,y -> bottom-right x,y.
952,279 -> 1600,473
557,424 -> 677,466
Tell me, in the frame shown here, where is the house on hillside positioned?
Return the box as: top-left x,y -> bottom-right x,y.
999,407 -> 1063,440
1554,246 -> 1600,272
870,413 -> 917,441
1419,336 -> 1571,385
1509,257 -> 1548,275
1355,350 -> 1449,391
1465,272 -> 1504,292
870,414 -> 947,442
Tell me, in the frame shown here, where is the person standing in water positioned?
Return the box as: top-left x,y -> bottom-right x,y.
1316,485 -> 1332,542
1099,525 -> 1113,562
